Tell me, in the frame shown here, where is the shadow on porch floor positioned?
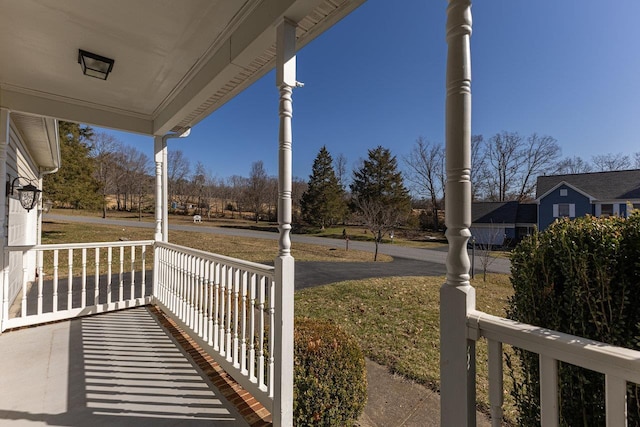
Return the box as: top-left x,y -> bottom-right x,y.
0,307 -> 267,426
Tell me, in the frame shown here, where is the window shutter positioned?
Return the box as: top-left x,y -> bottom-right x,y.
553,204 -> 559,217
569,204 -> 575,217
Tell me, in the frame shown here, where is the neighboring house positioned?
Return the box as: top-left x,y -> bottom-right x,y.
536,169 -> 640,230
471,201 -> 537,246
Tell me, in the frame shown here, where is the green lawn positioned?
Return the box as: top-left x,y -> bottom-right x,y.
296,274 -> 518,423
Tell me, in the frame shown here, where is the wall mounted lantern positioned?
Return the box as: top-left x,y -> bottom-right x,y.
7,177 -> 42,212
78,49 -> 114,80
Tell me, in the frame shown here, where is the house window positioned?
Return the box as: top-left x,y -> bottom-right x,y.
560,189 -> 568,197
553,203 -> 575,218
633,203 -> 640,211
558,204 -> 570,217
601,204 -> 613,217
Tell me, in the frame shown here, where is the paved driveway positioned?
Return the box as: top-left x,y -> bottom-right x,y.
295,257 -> 448,289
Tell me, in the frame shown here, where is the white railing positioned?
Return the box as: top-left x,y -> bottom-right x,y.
468,310 -> 640,427
153,241 -> 275,411
2,240 -> 154,331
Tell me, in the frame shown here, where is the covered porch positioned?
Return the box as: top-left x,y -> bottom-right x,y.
1,1 -> 639,426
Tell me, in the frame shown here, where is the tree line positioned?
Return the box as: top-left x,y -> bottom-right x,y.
403,132 -> 640,226
44,122 -> 640,241
43,122 -> 310,221
44,123 -> 152,218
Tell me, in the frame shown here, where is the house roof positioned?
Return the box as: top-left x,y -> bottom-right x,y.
515,203 -> 537,224
11,113 -> 60,171
535,169 -> 640,200
0,0 -> 365,136
472,201 -> 537,225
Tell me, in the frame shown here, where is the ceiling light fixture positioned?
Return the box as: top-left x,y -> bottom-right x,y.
78,49 -> 114,80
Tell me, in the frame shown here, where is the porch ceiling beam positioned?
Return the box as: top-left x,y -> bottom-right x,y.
0,87 -> 153,135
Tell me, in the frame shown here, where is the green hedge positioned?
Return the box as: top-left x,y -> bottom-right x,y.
293,318 -> 367,426
508,213 -> 640,425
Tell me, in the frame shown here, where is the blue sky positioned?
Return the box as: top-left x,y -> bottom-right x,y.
101,0 -> 640,182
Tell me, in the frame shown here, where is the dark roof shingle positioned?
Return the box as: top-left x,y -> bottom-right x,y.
472,201 -> 536,225
536,169 -> 640,200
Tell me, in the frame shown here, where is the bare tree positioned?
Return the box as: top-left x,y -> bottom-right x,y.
245,161 -> 269,223
403,136 -> 443,230
472,226 -> 503,282
228,175 -> 247,219
471,135 -> 487,200
353,197 -> 407,261
516,133 -> 561,201
634,152 -> 640,169
191,162 -> 207,215
592,153 -> 631,171
556,156 -> 593,174
200,172 -> 218,219
334,153 -> 348,190
167,150 -> 191,211
120,146 -> 151,219
90,132 -> 120,218
218,178 -> 232,216
266,176 -> 278,221
485,131 -> 523,201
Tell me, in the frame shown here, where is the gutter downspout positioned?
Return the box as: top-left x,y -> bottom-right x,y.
38,118 -> 61,246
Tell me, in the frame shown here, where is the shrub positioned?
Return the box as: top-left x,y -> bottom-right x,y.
293,317 -> 367,426
508,214 -> 640,425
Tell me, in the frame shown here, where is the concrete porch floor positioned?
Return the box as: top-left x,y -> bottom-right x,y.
0,307 -> 252,426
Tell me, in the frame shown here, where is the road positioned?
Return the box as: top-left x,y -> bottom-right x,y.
44,214 -> 511,287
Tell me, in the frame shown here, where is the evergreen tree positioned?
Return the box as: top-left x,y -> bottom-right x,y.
350,146 -> 411,260
300,146 -> 346,229
43,122 -> 102,209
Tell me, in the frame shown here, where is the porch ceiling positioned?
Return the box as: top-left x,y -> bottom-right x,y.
0,0 -> 365,136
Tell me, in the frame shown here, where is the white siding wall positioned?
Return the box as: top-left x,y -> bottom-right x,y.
5,122 -> 40,305
470,226 -> 506,246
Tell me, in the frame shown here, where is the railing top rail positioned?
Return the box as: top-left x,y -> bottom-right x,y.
155,241 -> 275,277
468,309 -> 640,384
6,240 -> 156,252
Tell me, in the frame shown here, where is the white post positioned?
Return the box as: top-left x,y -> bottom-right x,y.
440,1 -> 476,426
153,136 -> 164,300
162,137 -> 169,242
154,136 -> 164,242
273,18 -> 297,427
0,109 -> 9,332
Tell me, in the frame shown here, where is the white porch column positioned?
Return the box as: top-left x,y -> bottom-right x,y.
0,109 -> 9,332
273,18 -> 297,427
162,138 -> 168,242
153,136 -> 164,242
440,1 -> 476,426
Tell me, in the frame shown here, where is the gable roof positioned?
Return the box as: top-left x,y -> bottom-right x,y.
472,201 -> 537,225
536,169 -> 640,200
